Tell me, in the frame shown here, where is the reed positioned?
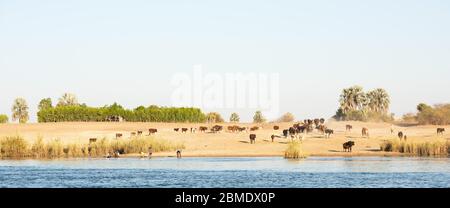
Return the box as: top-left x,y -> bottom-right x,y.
0,135 -> 185,159
284,141 -> 307,159
0,135 -> 29,158
380,139 -> 450,157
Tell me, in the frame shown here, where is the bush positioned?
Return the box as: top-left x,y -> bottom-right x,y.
0,114 -> 8,123
284,141 -> 307,159
416,104 -> 450,125
0,136 -> 29,158
380,139 -> 449,157
37,104 -> 206,123
277,112 -> 295,122
205,112 -> 224,123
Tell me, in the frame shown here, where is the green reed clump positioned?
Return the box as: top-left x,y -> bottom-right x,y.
284,141 -> 307,159
46,139 -> 65,158
0,135 -> 29,158
380,139 -> 449,157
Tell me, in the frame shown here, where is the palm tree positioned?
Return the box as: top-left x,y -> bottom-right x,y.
12,98 -> 29,123
339,86 -> 366,113
229,113 -> 240,123
367,88 -> 390,113
57,93 -> 78,107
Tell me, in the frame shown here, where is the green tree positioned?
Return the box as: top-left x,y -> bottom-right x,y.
253,111 -> 266,123
57,93 -> 79,107
12,98 -> 29,123
229,112 -> 240,122
366,88 -> 390,113
38,98 -> 53,111
0,114 -> 8,123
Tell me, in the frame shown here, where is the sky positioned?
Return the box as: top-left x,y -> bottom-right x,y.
1,0 -> 450,122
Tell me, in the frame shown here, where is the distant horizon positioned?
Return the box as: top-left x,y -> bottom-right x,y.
1,0 -> 449,122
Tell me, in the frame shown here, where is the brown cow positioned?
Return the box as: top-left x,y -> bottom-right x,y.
137,131 -> 143,136
362,128 -> 369,138
176,150 -> 182,158
181,128 -> 188,133
316,125 -> 326,134
148,128 -> 158,135
273,125 -> 280,130
249,134 -> 256,144
250,126 -> 260,131
346,125 -> 353,132
115,133 -> 123,139
199,126 -> 208,132
174,128 -> 180,132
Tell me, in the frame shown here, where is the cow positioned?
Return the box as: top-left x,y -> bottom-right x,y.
199,126 -> 208,132
271,134 -> 275,142
288,127 -> 297,139
325,129 -> 334,138
273,125 -> 280,130
316,125 -> 326,134
211,125 -> 223,133
238,127 -> 247,132
320,118 -> 325,125
282,129 -> 289,138
137,131 -> 143,136
250,126 -> 260,131
131,132 -> 137,137
346,125 -> 353,132
89,138 -> 97,143
176,150 -> 182,158
398,131 -> 404,139
437,128 -> 445,135
249,134 -> 256,144
190,127 -> 196,133
343,141 -> 355,152
181,128 -> 188,133
148,128 -> 158,135
362,128 -> 369,138
174,128 -> 180,132
313,119 -> 320,127
115,133 -> 123,139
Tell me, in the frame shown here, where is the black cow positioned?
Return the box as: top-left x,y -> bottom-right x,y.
343,141 -> 355,152
249,134 -> 256,144
437,128 -> 445,135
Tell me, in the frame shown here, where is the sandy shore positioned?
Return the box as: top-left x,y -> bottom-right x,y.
0,121 -> 448,157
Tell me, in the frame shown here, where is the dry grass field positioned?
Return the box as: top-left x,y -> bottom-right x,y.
0,121 -> 448,157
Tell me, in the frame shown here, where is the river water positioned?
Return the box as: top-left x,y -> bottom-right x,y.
0,157 -> 449,188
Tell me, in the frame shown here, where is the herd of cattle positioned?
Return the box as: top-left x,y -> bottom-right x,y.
90,120 -> 446,155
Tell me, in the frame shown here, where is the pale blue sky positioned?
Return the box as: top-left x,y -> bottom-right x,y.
1,0 -> 450,122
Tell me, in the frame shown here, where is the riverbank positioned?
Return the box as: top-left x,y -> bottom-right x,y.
1,121 -> 448,158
